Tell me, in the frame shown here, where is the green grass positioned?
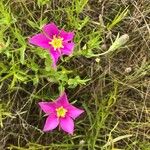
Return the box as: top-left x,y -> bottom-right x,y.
0,0 -> 150,149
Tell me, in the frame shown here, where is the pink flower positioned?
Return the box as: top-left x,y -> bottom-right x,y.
39,92 -> 84,134
29,23 -> 75,68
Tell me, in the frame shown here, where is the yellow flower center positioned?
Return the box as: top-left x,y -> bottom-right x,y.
56,106 -> 67,118
49,35 -> 63,50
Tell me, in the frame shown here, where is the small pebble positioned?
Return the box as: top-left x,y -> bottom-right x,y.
95,58 -> 100,63
125,67 -> 132,73
79,140 -> 85,145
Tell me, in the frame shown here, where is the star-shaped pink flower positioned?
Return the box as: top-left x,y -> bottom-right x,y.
29,23 -> 75,68
39,92 -> 84,134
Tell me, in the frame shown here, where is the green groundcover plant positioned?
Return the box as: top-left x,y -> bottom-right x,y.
1,0 -> 150,149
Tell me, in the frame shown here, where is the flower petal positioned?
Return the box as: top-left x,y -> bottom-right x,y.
38,102 -> 56,114
29,33 -> 50,49
43,23 -> 59,38
60,30 -> 74,42
61,42 -> 74,55
43,114 -> 59,132
67,105 -> 84,119
49,48 -> 60,68
56,92 -> 69,107
60,116 -> 74,134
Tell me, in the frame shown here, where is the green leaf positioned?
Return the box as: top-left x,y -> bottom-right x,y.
13,30 -> 27,64
75,0 -> 88,14
68,76 -> 90,88
0,103 -> 14,128
37,0 -> 51,8
107,8 -> 129,30
27,19 -> 39,29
